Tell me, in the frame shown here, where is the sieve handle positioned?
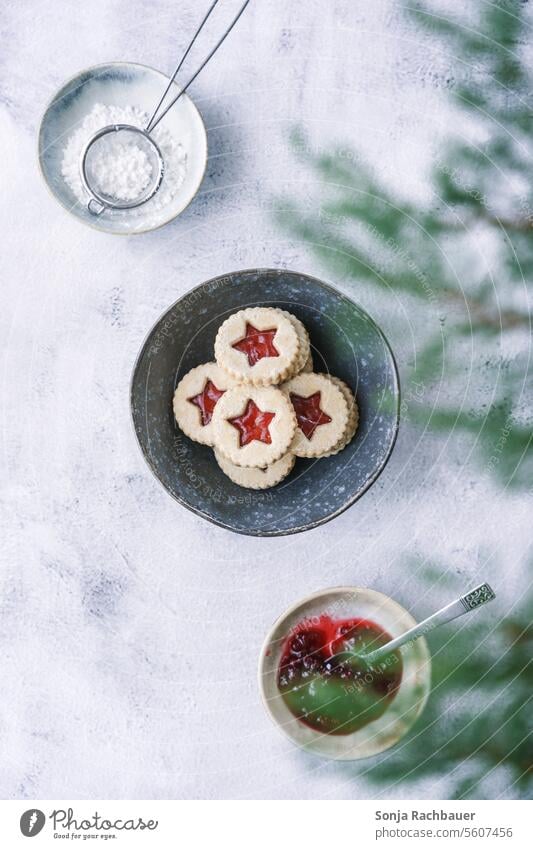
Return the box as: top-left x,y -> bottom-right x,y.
146,0 -> 251,133
88,198 -> 106,216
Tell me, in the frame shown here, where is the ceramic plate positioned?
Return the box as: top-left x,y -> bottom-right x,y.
38,62 -> 207,234
130,269 -> 400,536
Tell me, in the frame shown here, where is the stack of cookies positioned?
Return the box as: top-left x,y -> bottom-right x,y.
173,307 -> 358,489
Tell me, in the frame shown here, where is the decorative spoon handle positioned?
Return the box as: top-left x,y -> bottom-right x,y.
362,582 -> 496,665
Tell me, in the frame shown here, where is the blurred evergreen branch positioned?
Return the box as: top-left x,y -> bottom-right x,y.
365,571 -> 533,800
275,0 -> 533,487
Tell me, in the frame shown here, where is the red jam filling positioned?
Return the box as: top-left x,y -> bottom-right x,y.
290,391 -> 332,440
188,379 -> 225,426
232,323 -> 280,367
277,614 -> 403,735
228,399 -> 276,447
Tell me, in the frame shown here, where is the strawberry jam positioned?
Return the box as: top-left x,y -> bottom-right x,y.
188,380 -> 225,426
228,399 -> 276,447
277,614 -> 402,735
290,391 -> 332,440
232,323 -> 279,367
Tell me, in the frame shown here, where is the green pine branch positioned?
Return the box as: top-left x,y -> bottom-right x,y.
365,569 -> 533,799
274,0 -> 533,488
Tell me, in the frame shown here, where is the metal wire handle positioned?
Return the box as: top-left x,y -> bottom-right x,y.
146,0 -> 251,134
361,582 -> 496,665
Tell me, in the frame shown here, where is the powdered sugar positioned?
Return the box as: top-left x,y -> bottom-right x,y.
87,137 -> 154,202
61,103 -> 187,215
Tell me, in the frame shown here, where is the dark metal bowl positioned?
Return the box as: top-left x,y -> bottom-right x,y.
130,269 -> 400,536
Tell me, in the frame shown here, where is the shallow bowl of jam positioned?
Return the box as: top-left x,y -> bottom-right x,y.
258,587 -> 431,759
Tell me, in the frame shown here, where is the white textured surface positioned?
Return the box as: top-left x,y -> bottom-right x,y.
1,0 -> 528,800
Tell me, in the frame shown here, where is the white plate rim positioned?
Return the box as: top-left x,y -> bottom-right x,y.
37,60 -> 208,235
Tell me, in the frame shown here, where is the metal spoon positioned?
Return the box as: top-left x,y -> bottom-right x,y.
361,582 -> 496,666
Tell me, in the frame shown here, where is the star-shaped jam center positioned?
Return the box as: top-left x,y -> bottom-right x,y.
232,323 -> 280,367
228,399 -> 276,447
290,391 -> 332,440
188,379 -> 225,426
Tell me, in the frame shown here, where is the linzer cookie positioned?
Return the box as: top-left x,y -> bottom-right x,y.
214,449 -> 295,490
329,376 -> 356,415
171,306 -> 359,491
322,376 -> 359,457
284,372 -> 349,458
173,363 -> 236,446
214,307 -> 300,386
212,385 -> 296,468
301,353 -> 314,373
274,309 -> 311,377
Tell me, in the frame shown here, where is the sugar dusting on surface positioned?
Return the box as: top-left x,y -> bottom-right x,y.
61,103 -> 187,215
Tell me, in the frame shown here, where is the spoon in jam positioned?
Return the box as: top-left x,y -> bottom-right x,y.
360,582 -> 496,666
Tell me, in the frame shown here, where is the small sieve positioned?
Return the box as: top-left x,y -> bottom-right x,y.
80,125 -> 165,215
80,0 -> 250,216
